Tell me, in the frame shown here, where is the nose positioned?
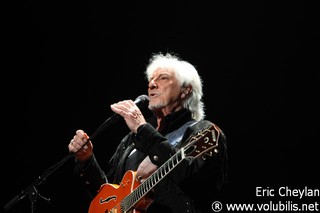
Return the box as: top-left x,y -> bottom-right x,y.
148,80 -> 157,89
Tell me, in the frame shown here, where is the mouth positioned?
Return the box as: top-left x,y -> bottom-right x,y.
149,93 -> 160,99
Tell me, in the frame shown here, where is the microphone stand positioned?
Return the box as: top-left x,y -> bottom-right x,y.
3,113 -> 121,212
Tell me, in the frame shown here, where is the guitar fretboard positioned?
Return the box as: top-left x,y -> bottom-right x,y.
121,148 -> 186,211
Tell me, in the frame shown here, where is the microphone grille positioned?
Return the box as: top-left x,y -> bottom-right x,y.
135,94 -> 149,104
134,95 -> 149,112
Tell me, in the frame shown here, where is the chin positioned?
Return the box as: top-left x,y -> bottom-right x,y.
149,102 -> 165,111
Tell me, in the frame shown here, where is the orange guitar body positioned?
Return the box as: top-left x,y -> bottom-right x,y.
88,170 -> 153,213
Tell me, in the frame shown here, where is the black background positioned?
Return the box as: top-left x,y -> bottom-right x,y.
4,1 -> 319,213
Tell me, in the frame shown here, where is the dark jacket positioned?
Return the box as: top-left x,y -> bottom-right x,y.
75,109 -> 228,213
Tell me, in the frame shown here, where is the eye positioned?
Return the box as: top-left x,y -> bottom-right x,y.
150,73 -> 171,83
159,76 -> 169,80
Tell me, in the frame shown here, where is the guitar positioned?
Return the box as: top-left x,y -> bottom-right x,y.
88,124 -> 220,213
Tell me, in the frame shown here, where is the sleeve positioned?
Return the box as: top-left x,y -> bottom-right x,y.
74,154 -> 108,199
134,123 -> 175,166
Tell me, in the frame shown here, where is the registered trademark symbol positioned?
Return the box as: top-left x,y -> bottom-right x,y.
211,201 -> 223,212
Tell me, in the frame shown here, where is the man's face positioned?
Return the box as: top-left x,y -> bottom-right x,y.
147,68 -> 182,111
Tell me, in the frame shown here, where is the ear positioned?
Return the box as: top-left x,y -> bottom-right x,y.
181,86 -> 192,99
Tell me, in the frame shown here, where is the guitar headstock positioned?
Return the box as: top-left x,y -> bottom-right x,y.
183,125 -> 219,159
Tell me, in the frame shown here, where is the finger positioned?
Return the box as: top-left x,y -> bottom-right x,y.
110,103 -> 123,114
83,132 -> 89,140
68,139 -> 78,152
111,101 -> 142,120
111,104 -> 130,117
76,129 -> 86,139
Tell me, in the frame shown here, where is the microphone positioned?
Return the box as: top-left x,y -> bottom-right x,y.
88,94 -> 149,141
132,94 -> 150,108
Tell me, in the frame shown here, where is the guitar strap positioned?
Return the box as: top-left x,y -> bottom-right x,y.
135,120 -> 197,182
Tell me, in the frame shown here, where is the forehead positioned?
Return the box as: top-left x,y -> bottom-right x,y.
151,68 -> 175,77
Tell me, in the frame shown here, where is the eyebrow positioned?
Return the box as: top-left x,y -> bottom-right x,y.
150,72 -> 171,80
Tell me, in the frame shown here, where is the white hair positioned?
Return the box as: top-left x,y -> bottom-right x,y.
145,52 -> 205,121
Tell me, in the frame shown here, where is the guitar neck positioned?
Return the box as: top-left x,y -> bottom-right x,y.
121,148 -> 186,211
